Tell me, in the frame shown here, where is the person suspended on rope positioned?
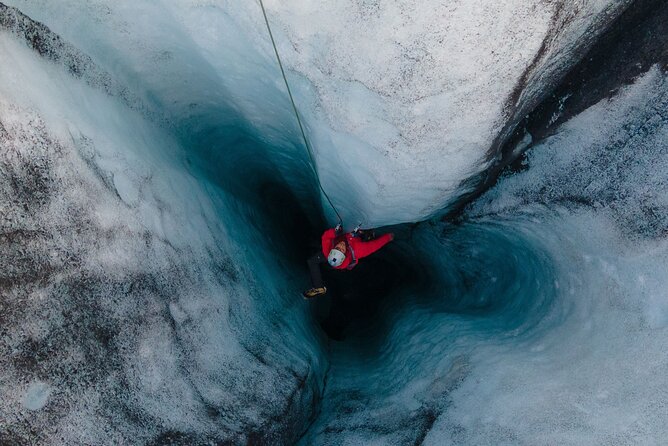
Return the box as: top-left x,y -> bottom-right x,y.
303,224 -> 395,298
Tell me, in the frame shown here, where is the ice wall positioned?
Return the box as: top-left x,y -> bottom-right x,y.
3,0 -> 631,228
0,5 -> 326,444
231,0 -> 631,226
301,66 -> 668,445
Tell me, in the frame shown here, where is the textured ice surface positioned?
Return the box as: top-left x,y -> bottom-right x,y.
442,68 -> 668,445
2,0 -> 630,227
254,0 -> 631,226
301,67 -> 668,445
0,16 -> 325,444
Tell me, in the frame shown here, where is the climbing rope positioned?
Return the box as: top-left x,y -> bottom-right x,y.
257,0 -> 344,225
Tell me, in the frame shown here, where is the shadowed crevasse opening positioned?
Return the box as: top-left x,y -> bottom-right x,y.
167,0 -> 668,350
172,101 -> 560,352
310,221 -> 558,348
157,88 -> 554,349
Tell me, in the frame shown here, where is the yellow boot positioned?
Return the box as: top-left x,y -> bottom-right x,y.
303,287 -> 327,299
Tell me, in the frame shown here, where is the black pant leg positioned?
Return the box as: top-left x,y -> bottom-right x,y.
355,229 -> 375,241
307,252 -> 326,288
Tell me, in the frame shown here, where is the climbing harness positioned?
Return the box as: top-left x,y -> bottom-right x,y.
257,0 -> 344,225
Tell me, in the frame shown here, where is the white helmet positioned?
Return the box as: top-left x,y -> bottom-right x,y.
327,249 -> 346,267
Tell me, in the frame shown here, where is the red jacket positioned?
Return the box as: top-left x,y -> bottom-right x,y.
321,228 -> 393,270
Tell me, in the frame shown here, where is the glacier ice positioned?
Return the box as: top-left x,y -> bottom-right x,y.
2,0 -> 668,445
0,7 -> 325,443
300,65 -> 668,444
1,0 -> 632,228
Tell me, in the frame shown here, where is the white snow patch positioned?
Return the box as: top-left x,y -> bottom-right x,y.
23,381 -> 52,411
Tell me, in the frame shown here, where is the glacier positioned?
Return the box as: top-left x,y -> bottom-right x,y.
1,0 -> 668,445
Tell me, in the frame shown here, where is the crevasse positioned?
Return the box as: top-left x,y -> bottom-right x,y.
1,1 -> 668,445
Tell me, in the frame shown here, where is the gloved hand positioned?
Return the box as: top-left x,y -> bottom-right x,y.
334,223 -> 343,234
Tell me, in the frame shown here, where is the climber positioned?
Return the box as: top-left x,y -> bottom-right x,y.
303,224 -> 395,298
